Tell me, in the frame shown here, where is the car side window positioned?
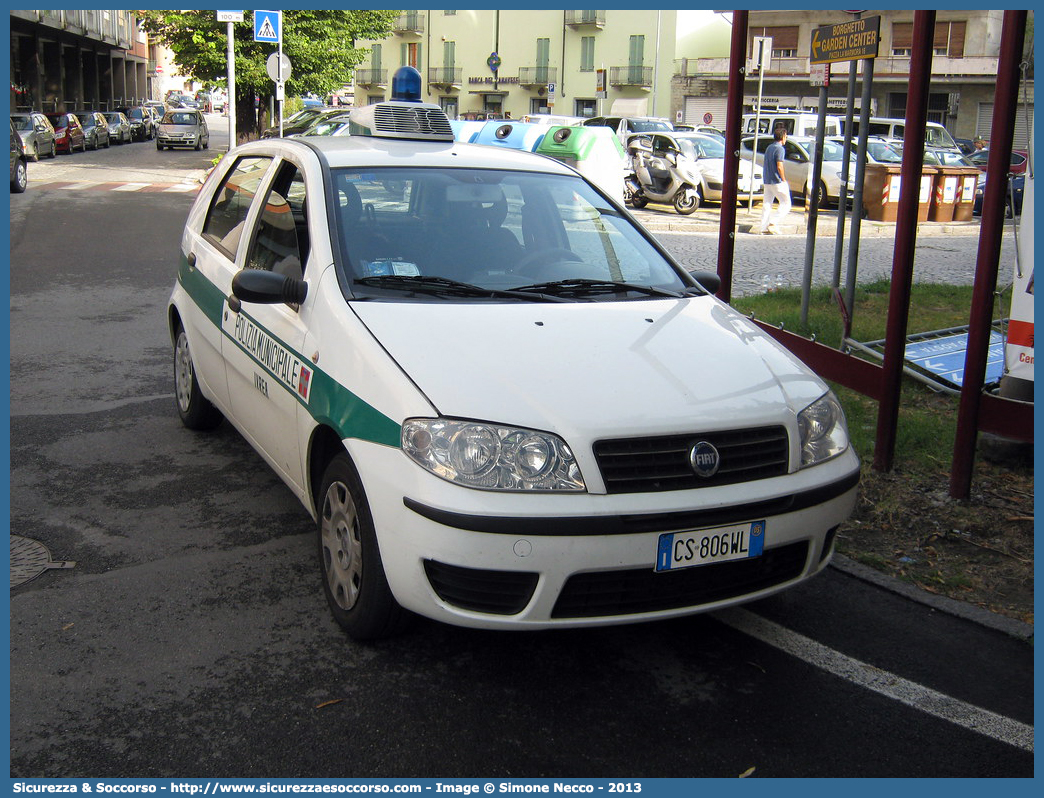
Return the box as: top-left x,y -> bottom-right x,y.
201,156 -> 273,259
245,162 -> 309,281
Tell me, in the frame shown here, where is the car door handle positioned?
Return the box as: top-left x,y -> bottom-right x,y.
186,252 -> 196,269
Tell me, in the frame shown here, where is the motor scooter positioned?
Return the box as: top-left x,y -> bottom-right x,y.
624,136 -> 702,215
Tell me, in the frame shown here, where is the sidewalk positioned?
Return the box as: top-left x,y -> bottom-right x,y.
632,201 -> 983,237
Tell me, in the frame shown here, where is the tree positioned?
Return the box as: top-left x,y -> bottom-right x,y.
139,10 -> 397,142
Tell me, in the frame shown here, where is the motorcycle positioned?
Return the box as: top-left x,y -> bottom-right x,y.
624,135 -> 702,215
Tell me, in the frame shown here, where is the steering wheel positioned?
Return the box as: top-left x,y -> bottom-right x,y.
516,247 -> 584,277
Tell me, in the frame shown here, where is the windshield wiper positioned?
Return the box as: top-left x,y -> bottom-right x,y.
354,274 -> 567,302
509,278 -> 693,299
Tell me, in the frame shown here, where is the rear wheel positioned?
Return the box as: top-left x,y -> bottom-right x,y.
173,324 -> 223,430
317,453 -> 410,641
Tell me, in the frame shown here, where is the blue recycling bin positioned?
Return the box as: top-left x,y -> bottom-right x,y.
448,120 -> 487,143
471,120 -> 547,152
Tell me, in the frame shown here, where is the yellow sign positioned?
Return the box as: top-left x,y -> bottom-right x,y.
811,15 -> 880,64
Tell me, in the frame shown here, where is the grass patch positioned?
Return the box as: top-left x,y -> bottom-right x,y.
732,280 -> 990,473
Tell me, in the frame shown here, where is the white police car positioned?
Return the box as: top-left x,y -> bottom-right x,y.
169,68 -> 859,640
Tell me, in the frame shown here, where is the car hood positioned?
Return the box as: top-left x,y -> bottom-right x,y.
351,297 -> 827,437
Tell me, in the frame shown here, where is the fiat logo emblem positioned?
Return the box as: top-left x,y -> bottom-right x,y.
689,441 -> 720,478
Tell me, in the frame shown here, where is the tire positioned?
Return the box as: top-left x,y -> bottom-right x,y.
173,324 -> 223,431
157,142 -> 164,151
629,194 -> 648,209
807,180 -> 828,209
47,141 -> 56,159
11,159 -> 27,193
29,143 -> 39,162
317,453 -> 410,641
674,188 -> 700,215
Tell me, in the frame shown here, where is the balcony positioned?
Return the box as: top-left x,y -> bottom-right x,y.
354,69 -> 387,87
518,66 -> 558,87
429,67 -> 462,89
565,11 -> 606,29
609,65 -> 653,88
392,13 -> 425,35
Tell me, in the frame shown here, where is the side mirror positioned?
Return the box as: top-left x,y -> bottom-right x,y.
690,271 -> 721,294
231,269 -> 307,306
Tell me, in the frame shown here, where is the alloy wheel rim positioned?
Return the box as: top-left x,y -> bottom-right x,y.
321,480 -> 363,611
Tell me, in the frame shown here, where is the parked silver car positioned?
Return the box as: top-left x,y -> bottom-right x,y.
156,109 -> 209,151
105,112 -> 133,144
11,112 -> 56,161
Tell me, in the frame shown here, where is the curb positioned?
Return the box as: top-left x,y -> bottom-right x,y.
830,554 -> 1034,641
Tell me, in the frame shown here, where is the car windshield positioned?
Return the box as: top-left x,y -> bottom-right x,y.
79,115 -> 97,126
105,114 -> 122,122
681,136 -> 725,160
807,140 -> 854,162
866,141 -> 903,163
333,167 -> 697,302
631,120 -> 672,133
12,117 -> 32,130
163,112 -> 197,125
126,109 -> 145,119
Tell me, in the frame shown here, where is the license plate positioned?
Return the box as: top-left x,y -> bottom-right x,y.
655,520 -> 766,572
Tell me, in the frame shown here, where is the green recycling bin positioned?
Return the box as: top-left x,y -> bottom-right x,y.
535,125 -> 625,202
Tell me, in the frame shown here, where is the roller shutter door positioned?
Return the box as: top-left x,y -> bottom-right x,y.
683,96 -> 729,129
977,102 -> 1033,149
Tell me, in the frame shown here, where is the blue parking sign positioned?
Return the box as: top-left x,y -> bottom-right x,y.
254,10 -> 281,43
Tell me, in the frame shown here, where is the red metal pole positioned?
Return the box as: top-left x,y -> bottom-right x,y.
873,10 -> 935,472
715,9 -> 749,304
949,10 -> 1028,499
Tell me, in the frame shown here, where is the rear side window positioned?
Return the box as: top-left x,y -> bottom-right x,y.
202,156 -> 273,259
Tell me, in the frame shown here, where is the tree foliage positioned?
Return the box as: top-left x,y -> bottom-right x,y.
139,10 -> 397,139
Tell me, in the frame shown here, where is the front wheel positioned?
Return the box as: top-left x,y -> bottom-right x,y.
11,159 -> 27,193
674,188 -> 700,215
29,143 -> 40,162
173,324 -> 223,430
317,453 -> 410,641
47,140 -> 56,159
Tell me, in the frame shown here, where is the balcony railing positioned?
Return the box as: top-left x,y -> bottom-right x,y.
393,13 -> 425,34
675,55 -> 1000,80
518,66 -> 558,87
355,69 -> 388,86
565,11 -> 606,28
609,65 -> 652,87
428,67 -> 462,86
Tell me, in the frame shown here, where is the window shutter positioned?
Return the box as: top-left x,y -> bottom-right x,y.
892,22 -> 913,50
947,21 -> 966,57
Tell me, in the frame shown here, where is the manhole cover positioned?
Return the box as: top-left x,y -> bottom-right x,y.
10,535 -> 76,588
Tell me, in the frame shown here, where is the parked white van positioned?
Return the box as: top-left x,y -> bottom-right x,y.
742,111 -> 842,138
845,117 -> 961,153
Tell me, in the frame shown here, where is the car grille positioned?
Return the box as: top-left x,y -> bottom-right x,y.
593,426 -> 789,493
551,541 -> 809,618
424,560 -> 538,615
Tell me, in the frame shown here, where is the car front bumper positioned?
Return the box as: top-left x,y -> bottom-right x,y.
346,439 -> 860,630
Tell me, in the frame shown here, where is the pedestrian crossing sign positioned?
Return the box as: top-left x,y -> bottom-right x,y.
254,10 -> 281,43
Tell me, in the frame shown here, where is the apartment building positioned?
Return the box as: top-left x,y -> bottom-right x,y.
9,10 -> 159,111
673,10 -> 1033,147
353,10 -> 676,121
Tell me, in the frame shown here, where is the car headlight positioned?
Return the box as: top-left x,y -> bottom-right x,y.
798,392 -> 849,468
402,418 -> 586,491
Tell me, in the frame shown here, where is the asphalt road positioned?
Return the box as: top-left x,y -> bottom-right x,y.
7,129 -> 1033,779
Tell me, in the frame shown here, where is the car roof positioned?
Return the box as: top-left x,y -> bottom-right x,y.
234,134 -> 579,175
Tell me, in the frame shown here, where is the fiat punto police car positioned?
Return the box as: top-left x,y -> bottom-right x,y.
169,69 -> 859,640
